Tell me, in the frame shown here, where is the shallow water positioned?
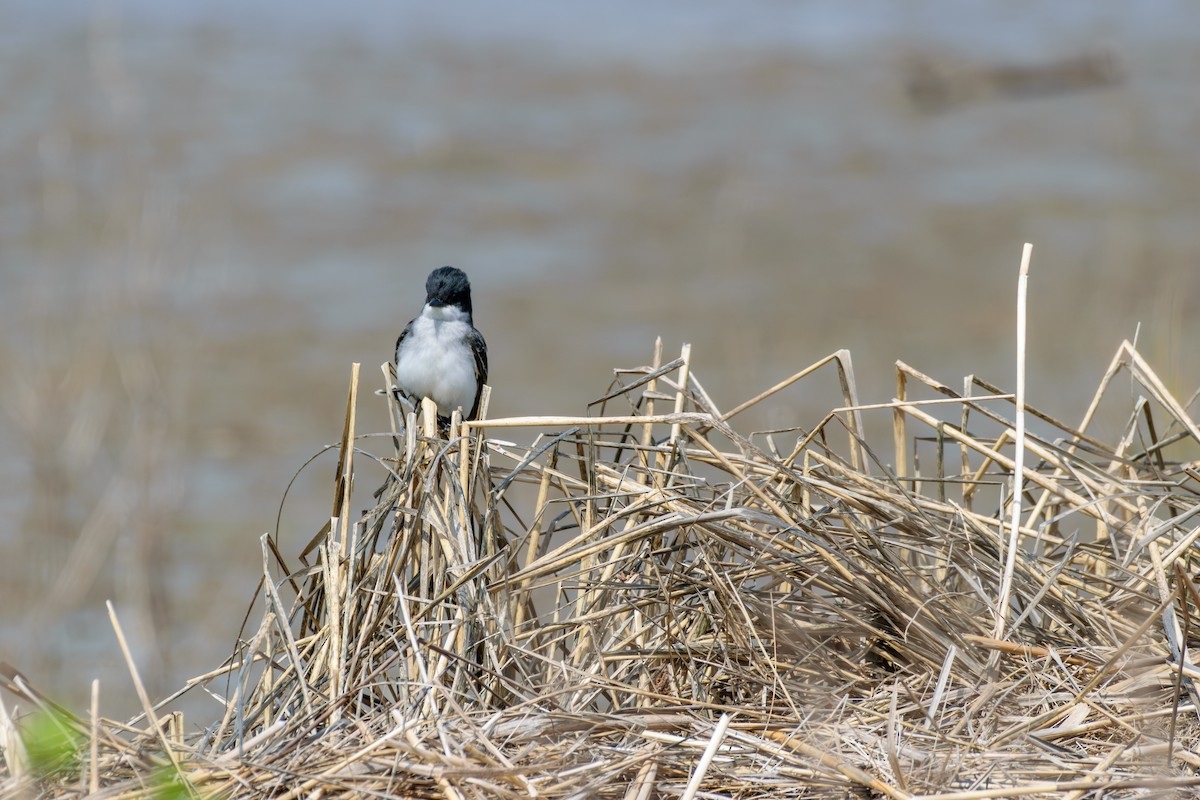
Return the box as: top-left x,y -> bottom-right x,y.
1,1 -> 1198,718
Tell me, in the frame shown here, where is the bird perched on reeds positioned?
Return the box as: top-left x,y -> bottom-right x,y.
394,266 -> 488,424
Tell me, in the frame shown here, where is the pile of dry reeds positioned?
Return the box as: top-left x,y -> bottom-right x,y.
5,338 -> 1200,799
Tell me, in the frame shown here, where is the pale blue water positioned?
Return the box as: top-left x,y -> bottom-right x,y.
6,0 -> 1187,61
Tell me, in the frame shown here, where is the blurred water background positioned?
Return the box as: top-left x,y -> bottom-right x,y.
2,0 -> 1199,720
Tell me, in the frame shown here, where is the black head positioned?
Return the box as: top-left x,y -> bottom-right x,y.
424,266 -> 473,315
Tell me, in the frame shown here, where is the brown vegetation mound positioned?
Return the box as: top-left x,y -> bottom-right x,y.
5,339 -> 1200,798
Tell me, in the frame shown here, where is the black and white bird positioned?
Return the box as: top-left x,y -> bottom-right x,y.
394,266 -> 489,423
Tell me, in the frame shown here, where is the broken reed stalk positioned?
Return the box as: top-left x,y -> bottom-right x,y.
992,242 -> 1032,648
5,335 -> 1200,799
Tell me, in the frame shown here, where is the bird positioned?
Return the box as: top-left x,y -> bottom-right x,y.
394,266 -> 489,424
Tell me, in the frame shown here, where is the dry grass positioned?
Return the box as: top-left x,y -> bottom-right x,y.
5,336 -> 1200,799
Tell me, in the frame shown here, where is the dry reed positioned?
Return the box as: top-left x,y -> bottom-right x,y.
4,336 -> 1200,799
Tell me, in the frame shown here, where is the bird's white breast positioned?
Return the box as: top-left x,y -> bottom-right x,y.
394,311 -> 479,417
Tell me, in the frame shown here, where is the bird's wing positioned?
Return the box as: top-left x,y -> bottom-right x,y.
393,320 -> 416,401
468,328 -> 488,386
395,319 -> 415,362
467,327 -> 488,420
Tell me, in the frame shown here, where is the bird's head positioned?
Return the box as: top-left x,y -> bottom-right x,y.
424,266 -> 473,319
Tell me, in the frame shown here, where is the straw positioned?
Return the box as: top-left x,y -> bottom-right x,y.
7,328 -> 1200,798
